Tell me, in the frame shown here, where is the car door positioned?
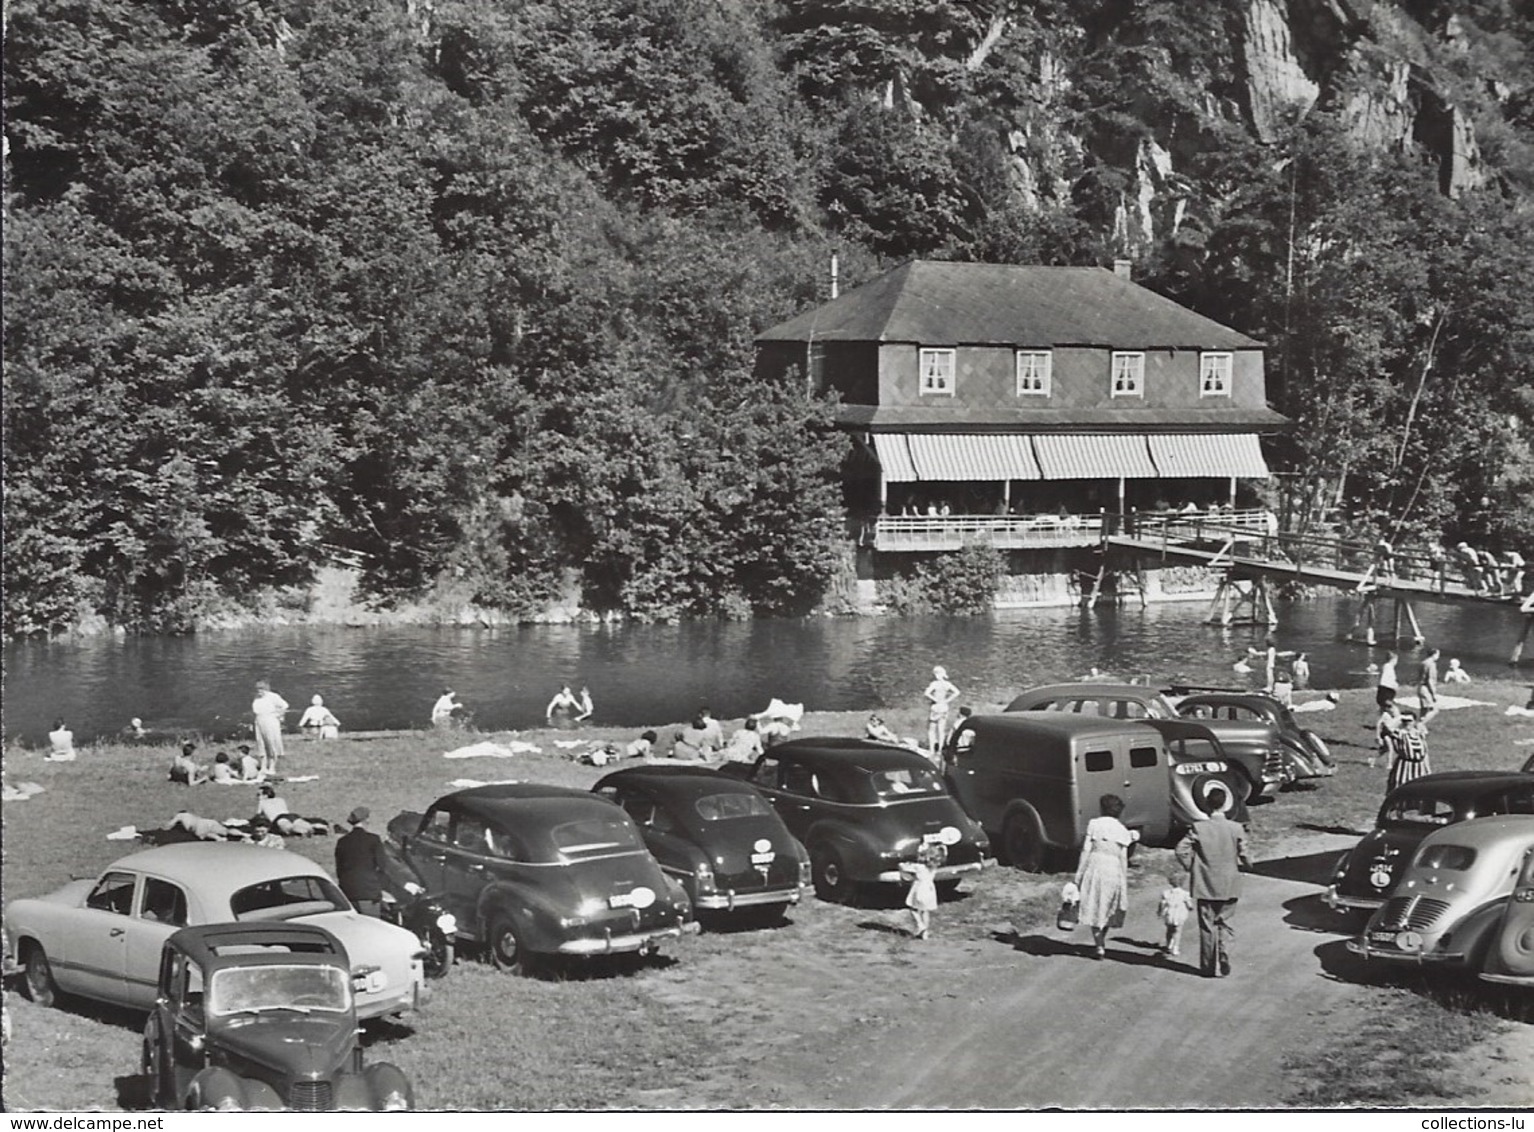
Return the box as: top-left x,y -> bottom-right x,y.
166,949 -> 208,1100
123,877 -> 187,1008
407,809 -> 454,910
66,870 -> 138,1003
442,814 -> 495,927
776,758 -> 821,836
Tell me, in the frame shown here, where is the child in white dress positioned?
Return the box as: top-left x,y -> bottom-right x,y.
901,842 -> 945,940
1157,874 -> 1194,957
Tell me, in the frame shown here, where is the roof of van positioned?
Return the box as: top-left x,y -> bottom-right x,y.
967,713 -> 1159,740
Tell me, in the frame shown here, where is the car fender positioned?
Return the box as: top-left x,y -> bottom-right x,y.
1452,899 -> 1513,967
186,1066 -> 247,1112
238,1078 -> 284,1112
363,1062 -> 413,1111
473,882 -> 563,953
1000,799 -> 1055,849
802,820 -> 881,878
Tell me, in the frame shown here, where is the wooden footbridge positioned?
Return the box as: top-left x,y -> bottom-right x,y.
1102,514 -> 1534,663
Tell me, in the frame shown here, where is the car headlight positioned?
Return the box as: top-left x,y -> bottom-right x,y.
435,913 -> 457,935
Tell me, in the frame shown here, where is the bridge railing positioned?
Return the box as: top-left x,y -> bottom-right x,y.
1127,514 -> 1446,584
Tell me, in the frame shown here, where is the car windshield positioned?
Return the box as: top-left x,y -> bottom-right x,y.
695,792 -> 773,821
550,817 -> 644,858
1380,795 -> 1456,829
868,766 -> 946,798
230,875 -> 351,921
207,964 -> 349,1016
1414,843 -> 1477,871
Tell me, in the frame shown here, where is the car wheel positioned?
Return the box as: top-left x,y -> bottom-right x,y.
1001,811 -> 1045,872
23,944 -> 58,1008
811,844 -> 855,904
487,914 -> 525,974
422,926 -> 454,979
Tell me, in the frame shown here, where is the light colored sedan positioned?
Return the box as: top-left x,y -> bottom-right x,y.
5,843 -> 427,1022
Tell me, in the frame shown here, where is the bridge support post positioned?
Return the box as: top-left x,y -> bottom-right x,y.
1256,577 -> 1278,628
1513,617 -> 1532,665
1401,600 -> 1424,646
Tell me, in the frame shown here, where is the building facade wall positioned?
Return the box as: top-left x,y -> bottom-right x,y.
874,344 -> 1266,411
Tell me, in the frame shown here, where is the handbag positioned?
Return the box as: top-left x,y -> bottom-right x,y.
1056,900 -> 1079,932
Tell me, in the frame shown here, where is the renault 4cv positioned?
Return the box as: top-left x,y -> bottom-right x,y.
142,922 -> 412,1111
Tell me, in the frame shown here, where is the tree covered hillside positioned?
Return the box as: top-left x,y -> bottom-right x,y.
5,0 -> 1534,636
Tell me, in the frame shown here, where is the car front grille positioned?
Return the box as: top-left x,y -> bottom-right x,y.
1378,895 -> 1452,932
289,1081 -> 334,1112
1263,748 -> 1287,782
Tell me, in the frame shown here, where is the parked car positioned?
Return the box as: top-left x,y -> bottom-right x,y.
592,766 -> 809,922
943,714 -> 1248,870
1480,843 -> 1534,987
1004,682 -> 1286,801
1170,688 -> 1335,781
386,784 -> 694,973
142,922 -> 412,1112
5,844 -> 427,1022
1326,772 -> 1534,916
1347,815 -> 1534,970
716,738 -> 991,902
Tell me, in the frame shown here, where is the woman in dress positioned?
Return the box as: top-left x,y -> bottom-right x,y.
1073,794 -> 1139,960
1386,713 -> 1432,792
251,680 -> 289,776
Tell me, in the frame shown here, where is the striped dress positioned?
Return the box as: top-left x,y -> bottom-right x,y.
1386,725 -> 1432,792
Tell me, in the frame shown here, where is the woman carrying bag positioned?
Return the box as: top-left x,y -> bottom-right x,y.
1073,794 -> 1138,959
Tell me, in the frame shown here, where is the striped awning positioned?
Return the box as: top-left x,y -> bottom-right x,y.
872,434 -> 919,483
1032,434 -> 1158,480
1147,434 -> 1270,478
905,434 -> 1042,481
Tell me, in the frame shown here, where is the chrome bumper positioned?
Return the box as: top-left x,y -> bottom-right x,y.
1479,972 -> 1534,987
1345,939 -> 1463,964
694,886 -> 803,911
1324,886 -> 1383,913
557,924 -> 689,956
874,859 -> 990,884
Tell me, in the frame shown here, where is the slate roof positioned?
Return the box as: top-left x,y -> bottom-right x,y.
757,261 -> 1262,349
835,405 -> 1291,433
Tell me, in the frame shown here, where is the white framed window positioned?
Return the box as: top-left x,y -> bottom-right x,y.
918,348 -> 956,396
1200,352 -> 1232,396
1110,352 -> 1144,397
1015,350 -> 1052,396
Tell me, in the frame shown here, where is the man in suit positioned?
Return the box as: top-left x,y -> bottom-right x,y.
1176,787 -> 1252,978
335,806 -> 392,917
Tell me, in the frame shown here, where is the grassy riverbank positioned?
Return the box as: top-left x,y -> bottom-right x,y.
3,680 -> 1532,1109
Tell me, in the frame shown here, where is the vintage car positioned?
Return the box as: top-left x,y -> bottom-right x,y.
1170,688 -> 1335,781
1347,814 -> 1534,969
592,766 -> 810,921
944,714 -> 1249,870
716,738 -> 991,902
1326,771 -> 1534,916
1480,843 -> 1534,987
142,922 -> 412,1112
386,784 -> 694,973
1004,682 -> 1286,801
5,844 -> 427,1022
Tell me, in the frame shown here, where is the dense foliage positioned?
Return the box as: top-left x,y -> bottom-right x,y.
5,0 -> 1533,635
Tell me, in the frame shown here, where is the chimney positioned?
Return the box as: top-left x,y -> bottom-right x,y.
830,251 -> 840,299
1113,258 -> 1133,279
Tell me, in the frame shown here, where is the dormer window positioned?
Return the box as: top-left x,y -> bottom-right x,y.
919,348 -> 956,396
1015,350 -> 1052,396
1110,352 -> 1144,397
1200,352 -> 1232,397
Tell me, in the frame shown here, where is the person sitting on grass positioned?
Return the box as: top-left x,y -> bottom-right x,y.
46,719 -> 76,762
625,730 -> 658,760
168,742 -> 206,785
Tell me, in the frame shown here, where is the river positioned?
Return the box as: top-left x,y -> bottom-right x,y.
4,596 -> 1528,746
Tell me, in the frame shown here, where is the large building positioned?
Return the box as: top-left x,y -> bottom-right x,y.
755,260 -> 1288,566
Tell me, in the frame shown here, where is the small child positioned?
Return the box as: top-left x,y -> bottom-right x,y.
1156,874 -> 1194,957
901,842 -> 945,940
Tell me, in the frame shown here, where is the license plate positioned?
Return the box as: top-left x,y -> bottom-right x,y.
750,851 -> 775,865
1369,930 -> 1398,946
922,832 -> 945,845
1175,761 -> 1228,775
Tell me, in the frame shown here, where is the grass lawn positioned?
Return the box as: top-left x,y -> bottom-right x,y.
3,678 -> 1532,1110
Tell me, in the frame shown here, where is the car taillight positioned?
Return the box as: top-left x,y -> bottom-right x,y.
798,858 -> 812,886
696,860 -> 716,895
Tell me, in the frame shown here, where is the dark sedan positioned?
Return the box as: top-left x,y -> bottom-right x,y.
717,739 -> 991,903
386,785 -> 694,974
593,766 -> 809,923
1171,689 -> 1335,781
1326,771 -> 1534,916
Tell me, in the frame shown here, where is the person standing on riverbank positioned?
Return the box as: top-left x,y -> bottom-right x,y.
1386,713 -> 1432,792
1415,648 -> 1441,726
251,680 -> 289,776
924,666 -> 960,756
1375,652 -> 1399,710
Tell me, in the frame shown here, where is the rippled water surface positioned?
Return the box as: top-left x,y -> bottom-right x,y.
5,596 -> 1528,745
